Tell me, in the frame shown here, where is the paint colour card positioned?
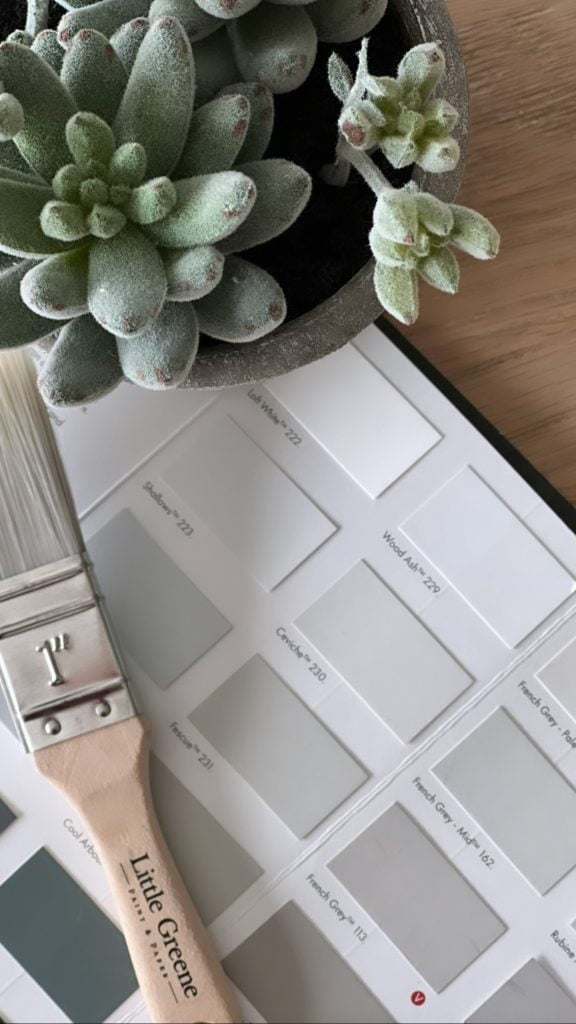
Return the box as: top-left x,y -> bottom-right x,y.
298,561 -> 472,741
403,468 -> 575,646
466,959 -> 576,1023
149,757 -> 262,923
537,639 -> 576,720
0,849 -> 136,1023
223,902 -> 393,1023
88,508 -> 231,687
435,709 -> 576,893
0,796 -> 14,834
190,656 -> 368,837
163,416 -> 336,589
268,343 -> 441,497
330,804 -> 505,991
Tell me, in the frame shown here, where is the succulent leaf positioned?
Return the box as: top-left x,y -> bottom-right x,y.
108,141 -> 147,185
196,255 -> 286,341
109,18 -> 149,72
58,0 -> 149,47
219,81 -> 274,162
0,260 -> 58,348
126,177 -> 177,224
52,163 -> 83,202
31,30 -> 64,74
327,52 -> 354,103
0,141 -> 35,176
61,29 -> 127,124
228,4 -> 317,94
38,314 -> 122,406
86,202 -> 127,237
163,244 -> 224,301
176,94 -> 250,177
417,246 -> 460,293
143,171 -> 256,247
20,246 -> 89,319
309,0 -> 388,44
0,181 -> 75,257
450,205 -> 501,259
195,0 -> 260,16
66,111 -> 115,168
397,42 -> 446,101
0,164 -> 41,185
0,41 -> 77,180
0,93 -> 25,142
373,190 -> 418,244
114,16 -> 195,178
220,158 -> 311,252
417,134 -> 460,173
150,0 -> 222,41
117,302 -> 199,389
374,263 -> 419,325
423,97 -> 459,132
194,28 -> 239,105
41,200 -> 89,242
88,224 -> 167,336
415,191 -> 454,236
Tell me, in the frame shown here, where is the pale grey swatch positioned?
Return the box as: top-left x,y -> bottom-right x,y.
150,756 -> 262,923
0,690 -> 17,737
163,416 -> 336,590
223,901 -> 393,1023
297,561 -> 472,742
0,849 -> 136,1023
435,709 -> 576,893
190,656 -> 368,837
88,508 -> 231,688
330,804 -> 505,991
0,796 -> 15,834
538,639 -> 576,720
466,959 -> 576,1023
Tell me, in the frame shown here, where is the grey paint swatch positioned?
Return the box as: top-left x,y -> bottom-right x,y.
297,561 -> 472,742
163,416 -> 336,590
403,469 -> 574,646
0,689 -> 16,737
223,901 -> 393,1023
88,508 -> 231,688
538,639 -> 576,720
0,849 -> 136,1022
466,959 -> 576,1023
190,656 -> 368,837
435,709 -> 576,893
150,756 -> 262,923
330,804 -> 505,991
0,796 -> 15,834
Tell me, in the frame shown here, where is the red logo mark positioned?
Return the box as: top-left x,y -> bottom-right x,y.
411,991 -> 426,1006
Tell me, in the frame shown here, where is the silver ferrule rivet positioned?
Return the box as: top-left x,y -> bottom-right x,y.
94,700 -> 112,718
44,718 -> 62,736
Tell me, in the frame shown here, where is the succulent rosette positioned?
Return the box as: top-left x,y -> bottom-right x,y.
0,16 -> 312,404
55,0 -> 389,94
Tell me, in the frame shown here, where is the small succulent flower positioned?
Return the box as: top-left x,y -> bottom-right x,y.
0,17 -> 312,404
330,39 -> 461,173
55,0 -> 389,94
370,185 -> 501,324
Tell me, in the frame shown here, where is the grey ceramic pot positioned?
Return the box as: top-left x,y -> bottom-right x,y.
185,0 -> 469,390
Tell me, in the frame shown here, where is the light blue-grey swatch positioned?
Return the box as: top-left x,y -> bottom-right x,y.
466,959 -> 576,1023
330,804 -> 505,991
0,795 -> 15,834
88,508 -> 231,688
190,656 -> 368,837
223,902 -> 393,1023
0,849 -> 137,1023
150,756 -> 262,923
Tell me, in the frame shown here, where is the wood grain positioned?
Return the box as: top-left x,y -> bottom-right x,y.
404,0 -> 576,501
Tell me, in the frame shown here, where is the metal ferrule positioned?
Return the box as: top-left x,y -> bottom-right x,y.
0,555 -> 135,752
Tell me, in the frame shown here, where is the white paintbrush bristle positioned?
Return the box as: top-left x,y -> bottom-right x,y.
0,350 -> 82,579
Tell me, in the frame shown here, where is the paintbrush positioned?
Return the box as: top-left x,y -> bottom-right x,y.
0,349 -> 240,1024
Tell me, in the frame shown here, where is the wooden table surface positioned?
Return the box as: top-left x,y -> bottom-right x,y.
404,0 -> 576,502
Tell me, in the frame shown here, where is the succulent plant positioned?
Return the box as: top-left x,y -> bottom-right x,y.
54,0 -> 389,94
325,39 -> 500,325
0,16 -> 312,404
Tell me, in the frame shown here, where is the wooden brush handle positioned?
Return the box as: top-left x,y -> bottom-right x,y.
35,716 -> 240,1024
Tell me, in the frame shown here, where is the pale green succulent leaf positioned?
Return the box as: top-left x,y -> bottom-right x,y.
229,5 -> 317,94
88,224 -> 167,336
114,16 -> 195,178
52,164 -> 83,202
20,247 -> 89,319
144,171 -> 256,248
0,141 -> 36,176
38,315 -> 122,406
397,42 -> 446,100
308,0 -> 388,44
0,93 -> 25,142
31,30 -> 64,74
177,94 -> 250,177
373,191 -> 419,244
86,203 -> 127,238
418,246 -> 460,293
41,200 -> 89,242
196,255 -> 286,341
149,0 -> 221,42
58,0 -> 149,47
66,111 -> 115,168
374,263 -> 419,324
163,244 -> 224,301
195,0 -> 260,18
194,28 -> 239,106
61,28 -> 127,124
0,164 -> 42,185
0,181 -> 75,257
126,177 -> 178,224
108,142 -> 147,186
219,81 -> 274,162
415,191 -> 454,236
110,18 -> 149,72
423,97 -> 459,132
0,260 -> 59,348
0,41 -> 77,181
417,133 -> 460,172
380,133 -> 419,168
117,302 -> 199,389
327,52 -> 354,103
450,205 -> 500,259
339,102 -> 384,150
368,227 -> 418,269
220,158 -> 311,252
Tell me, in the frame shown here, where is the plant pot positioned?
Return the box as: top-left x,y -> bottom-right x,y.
185,0 -> 468,390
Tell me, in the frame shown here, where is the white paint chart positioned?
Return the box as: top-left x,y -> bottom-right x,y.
2,324 -> 576,1023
